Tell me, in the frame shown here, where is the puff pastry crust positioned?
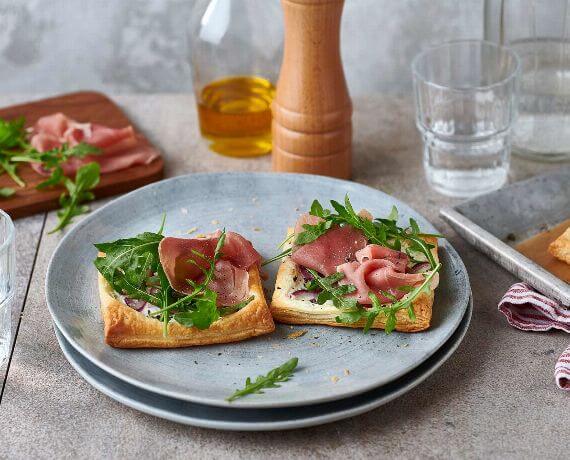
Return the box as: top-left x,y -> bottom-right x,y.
548,227 -> 570,265
98,265 -> 275,348
270,234 -> 439,333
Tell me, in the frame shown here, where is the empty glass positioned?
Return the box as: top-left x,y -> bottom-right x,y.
412,40 -> 520,197
0,210 -> 15,367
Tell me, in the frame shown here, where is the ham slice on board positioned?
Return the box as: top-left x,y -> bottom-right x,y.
29,112 -> 159,176
158,231 -> 261,306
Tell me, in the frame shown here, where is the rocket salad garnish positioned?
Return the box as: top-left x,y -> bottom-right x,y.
226,357 -> 299,402
263,195 -> 441,269
265,195 -> 443,334
94,220 -> 252,336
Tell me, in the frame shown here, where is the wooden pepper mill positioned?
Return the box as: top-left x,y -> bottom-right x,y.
272,0 -> 352,178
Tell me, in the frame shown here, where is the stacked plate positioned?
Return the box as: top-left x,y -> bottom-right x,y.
46,173 -> 472,431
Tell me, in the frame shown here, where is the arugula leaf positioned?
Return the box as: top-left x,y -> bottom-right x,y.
0,187 -> 15,198
226,357 -> 299,402
261,248 -> 292,267
94,230 -> 164,290
336,310 -> 366,324
294,220 -> 332,245
386,205 -> 398,221
0,117 -> 27,150
305,270 -> 358,311
3,140 -> 101,189
49,162 -> 100,233
36,165 -> 64,189
173,289 -> 220,329
11,142 -> 100,169
219,295 -> 255,316
309,199 -> 331,218
0,158 -> 25,187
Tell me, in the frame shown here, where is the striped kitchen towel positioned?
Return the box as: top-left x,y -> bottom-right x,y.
498,282 -> 570,391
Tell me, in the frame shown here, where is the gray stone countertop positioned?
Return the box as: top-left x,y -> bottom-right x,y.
0,94 -> 567,459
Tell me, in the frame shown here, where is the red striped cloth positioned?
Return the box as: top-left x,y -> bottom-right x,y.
499,282 -> 570,391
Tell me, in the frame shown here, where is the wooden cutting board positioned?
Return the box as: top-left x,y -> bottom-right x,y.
0,91 -> 164,219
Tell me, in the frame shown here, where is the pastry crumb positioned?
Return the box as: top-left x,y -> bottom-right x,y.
253,227 -> 262,232
186,226 -> 198,235
344,369 -> 350,376
211,219 -> 219,225
287,330 -> 308,339
330,376 -> 339,384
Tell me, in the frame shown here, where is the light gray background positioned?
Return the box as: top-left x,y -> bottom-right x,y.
0,0 -> 483,96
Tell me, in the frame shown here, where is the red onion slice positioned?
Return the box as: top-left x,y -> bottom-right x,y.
409,262 -> 431,274
299,266 -> 315,281
124,297 -> 147,311
291,289 -> 318,301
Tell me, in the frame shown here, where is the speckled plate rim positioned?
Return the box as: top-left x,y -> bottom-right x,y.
46,172 -> 471,408
53,297 -> 472,431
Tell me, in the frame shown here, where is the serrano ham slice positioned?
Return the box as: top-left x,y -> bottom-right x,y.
29,112 -> 159,176
158,231 -> 261,305
207,260 -> 249,306
355,244 -> 408,272
291,213 -> 367,275
337,247 -> 424,305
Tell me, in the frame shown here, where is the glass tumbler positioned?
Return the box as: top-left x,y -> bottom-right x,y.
412,40 -> 520,198
0,210 -> 15,367
485,0 -> 570,161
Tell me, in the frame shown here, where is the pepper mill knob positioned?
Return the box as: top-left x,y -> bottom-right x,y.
271,0 -> 352,178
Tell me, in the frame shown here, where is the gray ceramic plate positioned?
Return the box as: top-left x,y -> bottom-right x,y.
441,167 -> 570,305
46,173 -> 471,408
53,297 -> 472,431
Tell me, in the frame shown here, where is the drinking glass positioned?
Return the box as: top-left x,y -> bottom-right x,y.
412,40 -> 520,198
0,210 -> 15,367
485,0 -> 570,161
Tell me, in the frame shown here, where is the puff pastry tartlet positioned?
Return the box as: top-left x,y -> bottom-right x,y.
269,199 -> 441,333
94,229 -> 274,348
271,233 -> 438,332
99,265 -> 274,348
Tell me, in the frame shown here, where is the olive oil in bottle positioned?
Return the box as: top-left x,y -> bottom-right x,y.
197,76 -> 276,157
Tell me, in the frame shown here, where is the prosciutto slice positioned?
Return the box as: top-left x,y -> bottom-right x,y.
355,244 -> 408,272
207,260 -> 249,306
29,112 -> 159,176
291,214 -> 367,276
337,247 -> 425,305
294,213 -> 323,234
158,231 -> 261,305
